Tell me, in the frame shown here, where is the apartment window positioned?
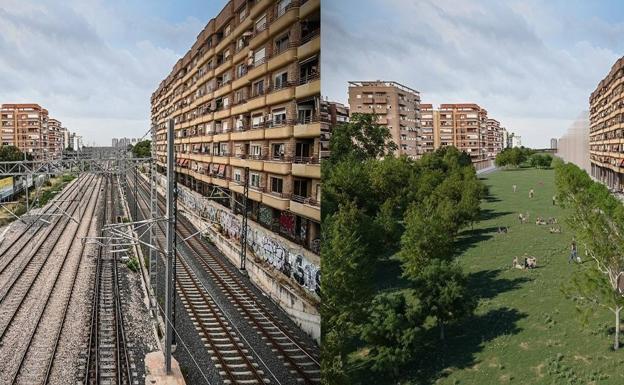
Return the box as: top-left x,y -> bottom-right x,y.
234,89 -> 245,104
237,63 -> 247,78
270,177 -> 283,194
275,34 -> 289,54
274,70 -> 288,90
235,115 -> 245,130
272,143 -> 285,159
239,5 -> 247,22
272,108 -> 287,125
223,97 -> 229,107
250,173 -> 260,188
237,37 -> 245,50
294,179 -> 309,197
220,143 -> 228,155
255,14 -> 267,32
295,141 -> 312,158
252,79 -> 265,96
253,47 -> 266,65
224,25 -> 231,37
297,103 -> 314,124
234,169 -> 242,182
277,0 -> 292,17
250,144 -> 261,157
252,113 -> 264,128
224,49 -> 231,59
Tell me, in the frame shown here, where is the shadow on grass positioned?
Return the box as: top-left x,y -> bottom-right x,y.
480,209 -> 513,221
467,268 -> 533,300
407,307 -> 528,384
455,226 -> 498,254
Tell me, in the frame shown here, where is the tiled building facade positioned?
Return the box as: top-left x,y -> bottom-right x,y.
347,81 -> 421,158
0,103 -> 66,160
589,56 -> 624,190
151,0 -> 321,254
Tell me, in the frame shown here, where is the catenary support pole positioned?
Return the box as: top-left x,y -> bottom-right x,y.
164,119 -> 175,373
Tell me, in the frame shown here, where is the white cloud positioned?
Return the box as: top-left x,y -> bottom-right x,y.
0,0 -> 204,145
322,0 -> 622,148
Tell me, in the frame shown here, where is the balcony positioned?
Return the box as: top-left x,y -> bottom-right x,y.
213,82 -> 232,98
212,155 -> 230,164
264,158 -> 292,174
249,24 -> 270,49
292,162 -> 320,178
268,44 -> 297,71
247,59 -> 267,81
295,74 -> 320,99
214,107 -> 231,120
297,31 -> 320,59
270,3 -> 299,36
250,0 -> 272,19
246,93 -> 267,110
231,126 -> 265,141
262,192 -> 290,211
289,198 -> 320,221
230,156 -> 264,171
299,0 -> 319,18
213,132 -> 230,142
266,84 -> 295,105
294,117 -> 321,138
229,181 -> 262,201
265,121 -> 294,139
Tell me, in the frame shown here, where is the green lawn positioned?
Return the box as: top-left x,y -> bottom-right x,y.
422,168 -> 624,385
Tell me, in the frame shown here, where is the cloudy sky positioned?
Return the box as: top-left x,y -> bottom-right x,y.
322,0 -> 624,148
0,0 -> 227,146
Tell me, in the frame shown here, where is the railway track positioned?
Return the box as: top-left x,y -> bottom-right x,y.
126,173 -> 272,385
83,175 -> 132,385
0,173 -> 91,282
0,173 -> 84,264
0,174 -> 104,384
128,171 -> 320,384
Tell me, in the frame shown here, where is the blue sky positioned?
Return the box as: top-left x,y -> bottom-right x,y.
322,0 -> 624,148
0,0 -> 227,145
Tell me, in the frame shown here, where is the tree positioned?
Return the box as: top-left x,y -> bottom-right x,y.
359,290 -> 426,374
131,140 -> 151,158
495,147 -> 533,168
0,145 -> 31,161
529,153 -> 553,169
556,161 -> 624,350
321,201 -> 380,384
327,113 -> 397,165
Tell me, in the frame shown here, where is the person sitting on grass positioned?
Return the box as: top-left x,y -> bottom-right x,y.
535,217 -> 546,225
549,226 -> 561,234
512,257 -> 524,269
529,188 -> 535,199
527,257 -> 537,269
497,226 -> 508,234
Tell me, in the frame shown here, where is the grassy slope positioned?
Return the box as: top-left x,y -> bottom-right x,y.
431,168 -> 624,385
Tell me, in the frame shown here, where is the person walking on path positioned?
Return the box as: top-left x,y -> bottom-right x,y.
569,239 -> 578,264
513,184 -> 517,193
552,195 -> 556,206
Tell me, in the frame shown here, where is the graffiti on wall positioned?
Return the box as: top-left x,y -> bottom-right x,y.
159,176 -> 320,294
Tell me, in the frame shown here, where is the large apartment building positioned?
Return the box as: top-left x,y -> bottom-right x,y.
0,104 -> 51,159
347,81 -> 421,158
47,118 -> 64,159
151,0 -> 321,254
319,100 -> 348,159
486,118 -> 504,158
589,56 -> 624,190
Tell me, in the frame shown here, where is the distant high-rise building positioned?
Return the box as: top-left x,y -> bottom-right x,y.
348,81 -> 421,158
47,118 -> 63,159
0,103 -> 50,159
320,100 -> 349,159
550,138 -> 558,150
511,135 -> 522,148
557,111 -> 590,173
112,138 -> 119,148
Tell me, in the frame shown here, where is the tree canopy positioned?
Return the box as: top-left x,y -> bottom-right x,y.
0,145 -> 31,161
556,161 -> 624,350
131,140 -> 151,158
322,114 -> 484,384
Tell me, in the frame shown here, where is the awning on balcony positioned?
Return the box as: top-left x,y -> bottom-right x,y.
218,164 -> 226,177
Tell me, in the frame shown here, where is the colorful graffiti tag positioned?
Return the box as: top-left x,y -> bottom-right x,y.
158,176 -> 320,294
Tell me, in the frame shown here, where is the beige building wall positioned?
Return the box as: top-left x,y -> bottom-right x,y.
151,0 -> 321,257
347,80 -> 421,158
